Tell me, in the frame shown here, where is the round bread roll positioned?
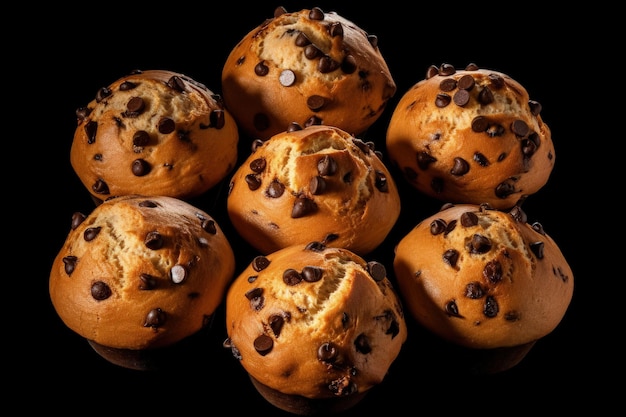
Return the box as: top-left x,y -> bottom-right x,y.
224,242 -> 407,414
49,195 -> 236,370
71,69 -> 239,203
221,6 -> 396,141
227,124 -> 401,256
386,63 -> 554,210
393,203 -> 573,373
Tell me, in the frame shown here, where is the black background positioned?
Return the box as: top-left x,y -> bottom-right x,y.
27,1 -> 608,413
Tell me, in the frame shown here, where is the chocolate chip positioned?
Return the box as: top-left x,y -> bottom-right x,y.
318,55 -> 340,73
279,69 -> 296,86
445,300 -> 462,317
367,261 -> 386,282
532,222 -> 546,235
144,231 -> 163,250
530,241 -> 545,259
457,74 -> 475,91
450,157 -> 470,176
76,107 -> 91,121
305,115 -> 323,127
254,61 -> 270,76
471,116 -> 489,132
251,138 -> 266,151
483,296 -> 499,318
62,256 -> 78,275
478,87 -> 494,105
139,200 -> 158,208
473,152 -> 489,167
245,287 -> 265,311
367,34 -> 378,48
483,260 -> 503,284
439,78 -> 457,92
158,117 -> 176,134
131,159 -> 151,176
252,256 -> 270,271
266,180 -> 285,198
269,314 -> 287,337
307,95 -> 326,111
465,282 -> 485,299
133,130 -> 151,147
486,123 -> 505,137
85,120 -> 98,144
250,158 -> 266,173
426,65 -> 439,79
375,171 -> 389,192
511,119 -> 530,137
254,334 -> 274,356
310,176 -> 326,194
287,122 -> 303,132
317,155 -> 337,176
465,63 -> 479,71
317,342 -> 338,362
435,93 -> 451,107
444,219 -> 457,235
304,44 -> 321,59
274,5 -> 287,17
430,218 -> 447,235
119,82 -> 135,92
292,196 -> 317,218
95,87 -> 112,103
144,308 -> 166,329
302,266 -> 323,282
71,212 -> 86,230
469,234 -> 491,254
509,205 -> 527,223
84,226 -> 101,242
529,100 -> 542,116
125,96 -> 145,116
170,264 -> 188,284
322,233 -> 339,244
443,249 -> 459,267
354,333 -> 371,354
341,55 -> 357,74
210,109 -> 225,129
166,75 -> 186,92
283,268 -> 303,285
488,73 -> 505,89
305,241 -> 326,251
439,63 -> 456,76
139,273 -> 158,290
460,211 -> 478,227
202,219 -> 217,234
245,174 -> 262,190
495,180 -> 516,198
453,89 -> 470,107
295,32 -> 311,47
417,151 -> 437,170
91,281 -> 112,300
329,21 -> 343,37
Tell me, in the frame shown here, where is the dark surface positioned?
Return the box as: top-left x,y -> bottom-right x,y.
28,1 -> 608,413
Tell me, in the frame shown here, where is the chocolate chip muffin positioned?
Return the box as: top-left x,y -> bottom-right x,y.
393,203 -> 573,374
224,242 -> 407,415
386,63 -> 554,210
70,69 -> 239,204
49,195 -> 236,370
226,124 -> 401,256
221,6 -> 396,140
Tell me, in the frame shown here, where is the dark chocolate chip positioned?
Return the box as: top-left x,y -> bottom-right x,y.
445,300 -> 462,317
465,282 -> 485,299
91,281 -> 112,300
245,174 -> 262,190
509,206 -> 527,223
132,159 -> 151,176
426,65 -> 439,79
304,44 -> 321,59
488,73 -> 505,89
269,314 -> 287,337
473,152 -> 489,166
457,74 -> 475,91
292,196 -> 317,218
450,157 -> 470,176
250,158 -> 266,173
354,333 -> 372,354
443,249 -> 459,267
367,34 -> 378,48
71,212 -> 86,230
341,55 -> 357,74
304,115 -> 323,127
495,180 -> 516,198
125,96 -> 145,116
283,268 -> 303,285
85,120 -> 98,144
266,180 -> 285,198
95,87 -> 112,103
202,219 -> 217,234
254,61 -> 270,76
287,122 -> 304,132
317,342 -> 338,362
478,87 -> 494,105
471,116 -> 489,132
252,256 -> 270,271
417,151 -> 437,170
511,119 -> 530,137
465,63 -> 479,71
329,21 -> 343,37
444,219 -> 457,235
439,78 -> 457,92
210,109 -> 225,129
367,261 -> 386,282
453,89 -> 470,107
309,7 -> 324,20
158,117 -> 176,134
305,241 -> 326,251
530,241 -> 545,259
375,170 -> 389,192
144,231 -> 163,250
302,266 -> 323,282
166,75 -> 186,92
460,211 -> 479,227
318,155 -> 337,176
144,308 -> 166,328
133,130 -> 151,147
62,256 -> 78,275
139,273 -> 158,290
483,260 -> 503,284
254,334 -> 274,355
318,55 -> 340,73
307,95 -> 326,111
435,93 -> 451,108
531,222 -> 546,235
76,107 -> 91,121
310,176 -> 326,194
483,296 -> 499,318
84,226 -> 101,242
295,32 -> 311,47
469,234 -> 491,254
245,287 -> 265,311
529,100 -> 542,116
439,63 -> 456,76
430,218 -> 447,235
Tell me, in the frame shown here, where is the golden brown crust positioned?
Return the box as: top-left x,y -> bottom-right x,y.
49,195 -> 236,350
70,69 -> 239,202
226,125 -> 401,255
393,203 -> 573,349
221,7 -> 396,140
386,64 -> 554,210
224,243 -> 407,400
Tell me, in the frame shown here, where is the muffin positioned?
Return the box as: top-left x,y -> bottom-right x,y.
386,63 -> 554,210
221,6 -> 396,141
223,242 -> 407,415
227,124 -> 401,255
392,203 -> 573,374
49,195 -> 236,370
71,69 -> 239,204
